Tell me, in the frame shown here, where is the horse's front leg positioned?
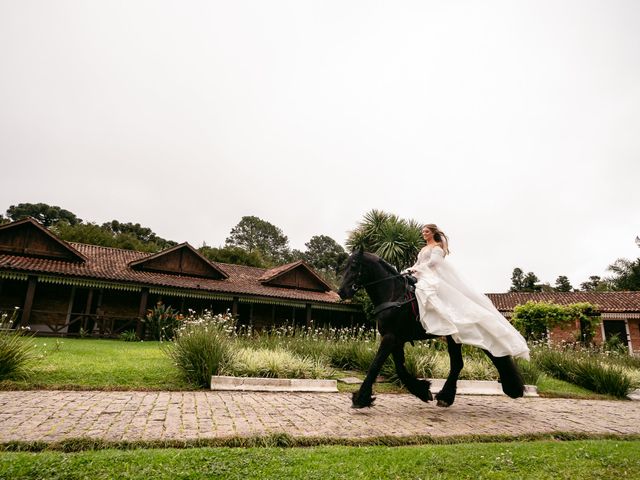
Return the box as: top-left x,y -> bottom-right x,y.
352,333 -> 396,408
435,336 -> 463,407
392,344 -> 433,403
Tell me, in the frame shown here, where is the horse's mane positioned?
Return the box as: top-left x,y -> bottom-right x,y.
363,252 -> 399,276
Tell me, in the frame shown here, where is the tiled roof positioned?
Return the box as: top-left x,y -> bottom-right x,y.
487,292 -> 640,313
259,260 -> 332,291
0,243 -> 342,304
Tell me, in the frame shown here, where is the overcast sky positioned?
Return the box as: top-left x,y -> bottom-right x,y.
1,1 -> 639,293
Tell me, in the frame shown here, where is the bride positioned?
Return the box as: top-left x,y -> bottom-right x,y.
405,224 -> 530,360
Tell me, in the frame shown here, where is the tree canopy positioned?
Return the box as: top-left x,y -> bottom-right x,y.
346,209 -> 424,271
225,216 -> 290,264
607,257 -> 640,291
303,235 -> 348,274
199,245 -> 268,268
554,275 -> 573,292
6,203 -> 82,227
509,268 -> 542,292
101,220 -> 176,250
51,222 -> 165,253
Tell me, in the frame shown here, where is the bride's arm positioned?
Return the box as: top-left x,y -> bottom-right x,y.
426,247 -> 445,268
402,248 -> 424,274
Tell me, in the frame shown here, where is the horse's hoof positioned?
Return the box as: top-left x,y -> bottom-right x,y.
351,396 -> 376,409
414,380 -> 433,402
436,399 -> 450,408
352,391 -> 376,408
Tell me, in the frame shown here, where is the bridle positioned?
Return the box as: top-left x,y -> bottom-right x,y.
349,254 -> 406,293
347,253 -> 419,318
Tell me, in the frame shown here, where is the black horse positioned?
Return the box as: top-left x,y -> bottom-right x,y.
338,249 -> 525,408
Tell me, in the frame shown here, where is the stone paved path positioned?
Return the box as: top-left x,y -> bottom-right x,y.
1,391 -> 639,443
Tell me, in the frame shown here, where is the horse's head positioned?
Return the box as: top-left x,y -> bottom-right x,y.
338,248 -> 365,300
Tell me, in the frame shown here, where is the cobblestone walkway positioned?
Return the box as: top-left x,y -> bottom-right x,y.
1,391 -> 639,443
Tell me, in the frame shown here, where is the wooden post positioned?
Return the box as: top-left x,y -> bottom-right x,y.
271,304 -> 276,325
65,286 -> 76,332
305,303 -> 312,328
232,297 -> 238,316
83,288 -> 94,333
136,288 -> 149,338
20,276 -> 37,327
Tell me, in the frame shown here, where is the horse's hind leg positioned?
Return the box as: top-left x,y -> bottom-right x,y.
435,336 -> 463,407
392,345 -> 432,403
483,351 -> 525,399
352,333 -> 396,408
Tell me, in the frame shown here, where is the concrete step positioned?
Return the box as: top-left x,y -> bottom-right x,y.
211,376 -> 338,392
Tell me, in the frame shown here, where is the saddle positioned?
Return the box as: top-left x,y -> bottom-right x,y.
372,273 -> 418,317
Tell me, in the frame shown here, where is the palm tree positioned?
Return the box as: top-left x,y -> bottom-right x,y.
346,209 -> 425,271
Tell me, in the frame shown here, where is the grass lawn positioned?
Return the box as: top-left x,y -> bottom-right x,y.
0,338 -> 193,391
535,374 -> 618,400
1,440 -> 639,479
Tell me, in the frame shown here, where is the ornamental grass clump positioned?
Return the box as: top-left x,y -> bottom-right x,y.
533,347 -> 633,398
166,311 -> 235,388
226,347 -> 331,379
0,309 -> 38,381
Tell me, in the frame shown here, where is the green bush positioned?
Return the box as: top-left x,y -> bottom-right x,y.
326,341 -> 377,371
165,312 -> 235,388
143,302 -> 183,341
512,301 -> 600,343
516,357 -> 542,385
0,310 -> 37,380
119,330 -> 138,342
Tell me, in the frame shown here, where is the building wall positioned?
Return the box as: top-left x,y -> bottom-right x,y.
0,279 -> 27,313
30,283 -> 72,331
629,318 -> 640,354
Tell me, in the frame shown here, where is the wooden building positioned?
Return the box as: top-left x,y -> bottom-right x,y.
488,292 -> 640,354
0,218 -> 363,336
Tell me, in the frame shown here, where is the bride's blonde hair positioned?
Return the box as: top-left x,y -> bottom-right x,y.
424,224 -> 450,255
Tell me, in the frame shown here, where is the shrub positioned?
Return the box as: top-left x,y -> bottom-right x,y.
143,302 -> 183,341
165,311 -> 235,388
326,341 -> 377,372
0,310 -> 37,380
533,347 -> 633,398
512,301 -> 600,344
515,357 -> 542,385
119,330 -> 138,342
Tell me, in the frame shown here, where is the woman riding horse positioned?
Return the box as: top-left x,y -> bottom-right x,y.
338,239 -> 527,408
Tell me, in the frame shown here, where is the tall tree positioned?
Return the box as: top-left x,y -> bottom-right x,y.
580,275 -> 610,292
522,272 -> 541,292
554,275 -> 573,292
509,268 -> 541,292
225,216 -> 290,264
607,258 -> 640,291
510,268 -> 525,292
6,203 -> 81,227
303,235 -> 348,274
346,209 -> 424,271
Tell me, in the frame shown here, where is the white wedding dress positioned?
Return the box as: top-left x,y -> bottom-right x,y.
408,246 -> 530,360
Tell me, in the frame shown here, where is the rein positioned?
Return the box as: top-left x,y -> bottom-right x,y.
348,257 -> 418,318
